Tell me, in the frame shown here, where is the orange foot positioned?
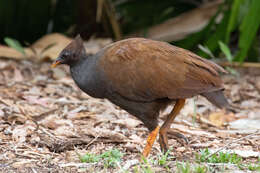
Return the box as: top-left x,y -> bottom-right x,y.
142,126 -> 160,158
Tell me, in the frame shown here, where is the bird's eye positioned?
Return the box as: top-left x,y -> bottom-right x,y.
63,52 -> 70,58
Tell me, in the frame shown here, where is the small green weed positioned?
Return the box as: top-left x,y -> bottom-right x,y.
198,44 -> 215,59
101,149 -> 124,168
134,164 -> 154,173
77,149 -> 124,168
156,149 -> 174,172
218,41 -> 240,76
246,157 -> 260,171
196,148 -> 242,164
158,150 -> 172,166
176,162 -> 209,173
79,153 -> 100,163
134,156 -> 154,173
193,164 -> 208,173
218,41 -> 233,63
248,163 -> 260,171
4,37 -> 26,55
176,162 -> 191,173
4,36 -> 56,59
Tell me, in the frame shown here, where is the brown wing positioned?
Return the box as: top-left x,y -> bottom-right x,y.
99,38 -> 226,102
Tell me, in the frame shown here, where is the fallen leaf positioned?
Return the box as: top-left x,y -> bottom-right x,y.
23,95 -> 49,107
230,119 -> 260,130
41,115 -> 73,130
0,109 -> 4,117
128,134 -> 143,143
13,67 -> 24,82
170,124 -> 216,138
54,126 -> 79,138
176,147 -> 186,152
112,118 -> 142,128
12,160 -> 34,169
209,111 -> 236,127
12,121 -> 35,143
31,33 -> 72,60
52,68 -> 66,79
82,127 -> 128,141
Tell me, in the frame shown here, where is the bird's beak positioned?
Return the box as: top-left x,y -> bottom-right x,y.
51,59 -> 61,68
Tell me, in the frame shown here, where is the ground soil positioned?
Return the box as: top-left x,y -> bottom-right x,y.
0,56 -> 259,172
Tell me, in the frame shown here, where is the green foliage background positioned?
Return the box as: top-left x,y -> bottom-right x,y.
0,0 -> 259,62
0,0 -> 75,44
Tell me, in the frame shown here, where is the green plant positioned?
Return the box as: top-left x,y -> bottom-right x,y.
101,149 -> 124,168
4,37 -> 26,55
140,164 -> 154,173
176,0 -> 260,63
158,150 -> 172,166
133,156 -> 154,173
196,148 -> 210,163
156,150 -> 174,172
248,163 -> 260,171
219,0 -> 260,62
234,0 -> 260,62
76,149 -> 124,168
198,44 -> 216,59
247,157 -> 260,171
194,165 -> 208,173
196,148 -> 242,164
134,164 -> 154,173
176,162 -> 191,173
78,153 -> 100,163
218,41 -> 233,63
4,36 -> 56,59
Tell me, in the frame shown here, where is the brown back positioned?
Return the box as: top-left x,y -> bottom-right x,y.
99,38 -> 226,102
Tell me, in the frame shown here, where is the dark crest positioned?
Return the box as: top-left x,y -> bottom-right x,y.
59,34 -> 86,64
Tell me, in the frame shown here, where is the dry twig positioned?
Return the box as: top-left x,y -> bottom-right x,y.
205,130 -> 260,159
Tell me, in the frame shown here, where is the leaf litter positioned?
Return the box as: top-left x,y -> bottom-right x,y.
0,36 -> 260,172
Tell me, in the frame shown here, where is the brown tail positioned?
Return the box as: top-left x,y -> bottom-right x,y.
201,90 -> 236,113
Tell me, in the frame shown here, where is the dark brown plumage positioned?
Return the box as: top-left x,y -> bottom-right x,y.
52,35 -> 231,157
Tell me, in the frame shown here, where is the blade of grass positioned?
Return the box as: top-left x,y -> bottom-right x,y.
218,41 -> 233,62
4,37 -> 26,55
225,0 -> 245,43
235,0 -> 260,62
197,9 -> 229,58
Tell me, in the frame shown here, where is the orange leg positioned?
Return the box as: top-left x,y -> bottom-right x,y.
142,126 -> 160,157
159,99 -> 186,153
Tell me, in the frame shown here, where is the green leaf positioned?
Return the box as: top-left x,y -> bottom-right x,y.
4,37 -> 26,55
197,9 -> 230,58
218,41 -> 233,62
225,0 -> 245,43
198,44 -> 215,59
235,0 -> 260,62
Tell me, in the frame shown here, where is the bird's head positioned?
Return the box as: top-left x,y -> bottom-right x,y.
52,34 -> 86,68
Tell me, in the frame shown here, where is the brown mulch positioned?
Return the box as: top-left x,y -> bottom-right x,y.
0,55 -> 260,172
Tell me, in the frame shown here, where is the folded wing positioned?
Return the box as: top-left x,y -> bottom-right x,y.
99,38 -> 226,102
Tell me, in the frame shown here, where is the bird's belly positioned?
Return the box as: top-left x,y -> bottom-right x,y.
105,92 -> 169,131
72,75 -> 106,99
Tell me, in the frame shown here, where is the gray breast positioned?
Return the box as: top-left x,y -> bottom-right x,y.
70,56 -> 107,99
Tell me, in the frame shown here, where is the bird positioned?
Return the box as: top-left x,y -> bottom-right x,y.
52,35 -> 232,157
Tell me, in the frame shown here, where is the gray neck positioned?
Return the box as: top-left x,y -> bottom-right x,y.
70,55 -> 94,86
70,56 -> 88,80
69,54 -> 107,98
